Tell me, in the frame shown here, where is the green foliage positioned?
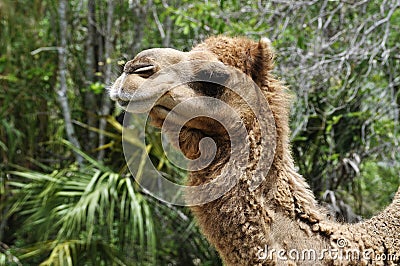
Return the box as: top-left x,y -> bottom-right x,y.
356,161 -> 400,216
3,137 -> 219,265
7,147 -> 156,265
89,82 -> 106,95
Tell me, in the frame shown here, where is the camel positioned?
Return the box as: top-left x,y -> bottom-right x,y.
109,36 -> 400,265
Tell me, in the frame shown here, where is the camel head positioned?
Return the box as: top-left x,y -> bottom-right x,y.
110,36 -> 287,160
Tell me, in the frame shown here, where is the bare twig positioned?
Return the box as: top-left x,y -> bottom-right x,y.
30,46 -> 59,55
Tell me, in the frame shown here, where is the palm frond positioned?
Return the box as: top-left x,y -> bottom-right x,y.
7,151 -> 157,265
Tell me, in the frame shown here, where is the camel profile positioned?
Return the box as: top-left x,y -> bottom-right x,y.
110,36 -> 400,265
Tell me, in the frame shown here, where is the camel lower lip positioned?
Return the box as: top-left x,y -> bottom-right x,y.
150,105 -> 186,125
151,105 -> 172,117
118,99 -> 129,107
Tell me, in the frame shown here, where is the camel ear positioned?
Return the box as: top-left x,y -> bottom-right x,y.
248,37 -> 275,86
257,37 -> 274,69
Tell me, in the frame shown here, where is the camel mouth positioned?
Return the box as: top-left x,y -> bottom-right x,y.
151,105 -> 172,118
115,91 -> 165,113
149,104 -> 227,136
149,104 -> 187,127
117,99 -> 130,107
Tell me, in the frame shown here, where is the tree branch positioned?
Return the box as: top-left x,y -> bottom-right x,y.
57,0 -> 83,164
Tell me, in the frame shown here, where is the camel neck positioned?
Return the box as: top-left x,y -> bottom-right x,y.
188,123 -> 325,220
269,152 -> 326,223
187,131 -> 330,265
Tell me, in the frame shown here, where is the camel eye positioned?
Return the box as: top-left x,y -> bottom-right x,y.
132,65 -> 155,77
133,65 -> 155,73
124,63 -> 156,77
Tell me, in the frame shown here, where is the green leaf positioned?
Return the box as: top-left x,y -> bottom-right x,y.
89,82 -> 105,94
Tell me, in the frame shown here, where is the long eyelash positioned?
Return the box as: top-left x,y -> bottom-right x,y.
133,65 -> 154,73
124,63 -> 154,74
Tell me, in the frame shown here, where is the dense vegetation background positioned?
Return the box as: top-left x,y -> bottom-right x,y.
1,0 -> 399,265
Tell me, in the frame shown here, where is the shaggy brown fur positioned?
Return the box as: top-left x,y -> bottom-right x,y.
110,36 -> 400,265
